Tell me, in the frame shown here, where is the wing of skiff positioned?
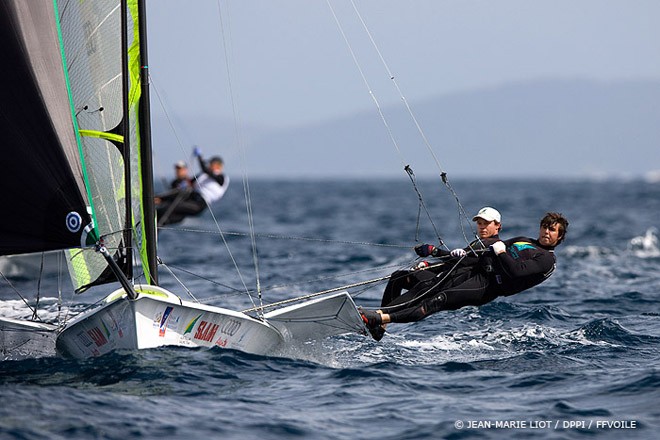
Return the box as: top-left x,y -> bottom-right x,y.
263,292 -> 367,342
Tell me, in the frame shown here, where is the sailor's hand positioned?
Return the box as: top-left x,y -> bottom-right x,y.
491,241 -> 506,255
413,261 -> 429,270
193,146 -> 202,157
450,248 -> 467,258
414,244 -> 436,257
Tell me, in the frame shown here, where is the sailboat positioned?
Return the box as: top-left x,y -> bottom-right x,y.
0,0 -> 366,360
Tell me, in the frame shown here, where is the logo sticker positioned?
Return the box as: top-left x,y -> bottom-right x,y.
66,211 -> 82,233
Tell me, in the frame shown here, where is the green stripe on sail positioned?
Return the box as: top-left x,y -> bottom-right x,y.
79,130 -> 125,144
51,0 -> 99,246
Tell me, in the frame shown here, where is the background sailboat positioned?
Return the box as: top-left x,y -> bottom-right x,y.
1,0 -> 365,360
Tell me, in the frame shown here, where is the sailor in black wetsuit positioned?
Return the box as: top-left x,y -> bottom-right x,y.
361,212 -> 569,340
380,207 -> 503,308
170,160 -> 194,190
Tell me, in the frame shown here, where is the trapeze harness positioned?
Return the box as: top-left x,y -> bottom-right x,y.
380,236 -> 501,307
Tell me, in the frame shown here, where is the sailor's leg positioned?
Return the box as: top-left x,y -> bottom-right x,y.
387,272 -> 490,323
381,270 -> 424,307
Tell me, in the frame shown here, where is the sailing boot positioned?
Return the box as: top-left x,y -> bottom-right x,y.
359,309 -> 386,341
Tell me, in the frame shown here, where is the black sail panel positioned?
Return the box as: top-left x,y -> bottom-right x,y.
0,2 -> 92,256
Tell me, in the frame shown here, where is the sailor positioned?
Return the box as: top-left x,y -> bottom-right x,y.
170,160 -> 194,190
193,147 -> 229,205
380,206 -> 503,309
361,212 -> 569,340
155,147 -> 229,226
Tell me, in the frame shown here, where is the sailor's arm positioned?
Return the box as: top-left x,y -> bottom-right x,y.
491,242 -> 554,278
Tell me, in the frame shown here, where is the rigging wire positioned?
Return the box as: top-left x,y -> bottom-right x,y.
332,0 -> 478,247
57,251 -> 66,329
325,0 -> 407,170
214,0 -> 265,316
147,76 -> 198,189
377,257 -> 466,313
32,253 -> 45,320
158,262 -> 200,302
167,259 -> 413,306
326,1 -> 446,247
145,7 -> 263,314
148,74 -> 253,302
0,271 -> 38,319
158,226 -> 411,249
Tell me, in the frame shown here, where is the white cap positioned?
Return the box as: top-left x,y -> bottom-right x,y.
174,160 -> 187,169
472,207 -> 501,223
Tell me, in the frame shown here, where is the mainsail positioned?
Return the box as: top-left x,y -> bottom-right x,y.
0,0 -> 153,291
0,0 -> 94,256
54,0 -> 153,291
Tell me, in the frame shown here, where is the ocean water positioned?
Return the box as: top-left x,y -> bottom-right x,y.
1,178 -> 659,439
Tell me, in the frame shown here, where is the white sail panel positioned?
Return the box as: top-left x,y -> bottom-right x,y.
56,0 -> 130,291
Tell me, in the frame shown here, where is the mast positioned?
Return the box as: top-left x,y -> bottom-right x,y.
120,0 -> 134,281
137,0 -> 159,285
119,0 -> 137,299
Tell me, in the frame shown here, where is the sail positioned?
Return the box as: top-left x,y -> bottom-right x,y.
56,0 -> 152,291
126,0 -> 156,286
0,1 -> 94,256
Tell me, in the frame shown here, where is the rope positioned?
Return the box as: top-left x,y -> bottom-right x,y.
165,259 -> 411,305
377,257 -> 466,313
405,165 -> 446,249
338,1 -> 478,248
156,188 -> 193,227
158,261 -> 200,303
148,76 -> 189,180
326,0 -> 408,170
32,252 -> 45,320
241,259 -> 452,314
160,262 -> 246,295
157,226 -> 411,249
0,270 -> 38,319
241,275 -> 389,313
214,0 -> 265,316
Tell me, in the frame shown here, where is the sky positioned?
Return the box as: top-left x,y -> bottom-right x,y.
145,1 -> 660,178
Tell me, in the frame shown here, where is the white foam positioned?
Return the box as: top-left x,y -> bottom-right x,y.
0,297 -> 68,322
628,227 -> 660,257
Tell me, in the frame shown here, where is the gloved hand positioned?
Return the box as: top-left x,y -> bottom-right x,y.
491,241 -> 506,255
413,261 -> 429,270
414,243 -> 436,257
450,248 -> 467,258
193,146 -> 202,157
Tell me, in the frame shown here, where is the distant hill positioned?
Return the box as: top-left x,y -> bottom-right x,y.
152,79 -> 660,180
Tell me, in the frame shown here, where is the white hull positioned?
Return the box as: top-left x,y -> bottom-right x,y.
56,285 -> 283,358
55,286 -> 367,359
0,317 -> 57,360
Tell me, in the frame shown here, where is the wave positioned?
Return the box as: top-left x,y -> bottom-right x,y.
628,227 -> 660,258
563,245 -> 615,259
353,312 -> 660,369
563,228 -> 660,260
0,296 -> 74,323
